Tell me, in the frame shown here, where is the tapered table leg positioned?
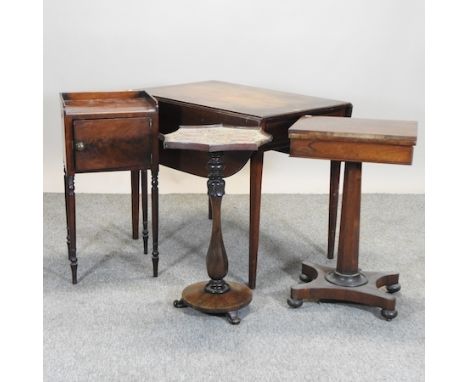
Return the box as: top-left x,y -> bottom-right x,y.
327,161 -> 341,259
249,150 -> 264,289
141,170 -> 148,254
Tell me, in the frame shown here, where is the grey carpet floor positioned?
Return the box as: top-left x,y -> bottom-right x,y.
44,193 -> 424,382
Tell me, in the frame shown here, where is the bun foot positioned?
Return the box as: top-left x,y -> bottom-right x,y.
287,297 -> 303,308
299,273 -> 311,282
226,311 -> 241,325
381,309 -> 398,321
173,299 -> 188,308
386,283 -> 401,294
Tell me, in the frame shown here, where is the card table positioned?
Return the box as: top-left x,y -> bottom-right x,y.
286,116 -> 417,320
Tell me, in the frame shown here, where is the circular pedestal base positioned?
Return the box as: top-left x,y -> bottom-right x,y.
181,281 -> 252,314
325,270 -> 368,287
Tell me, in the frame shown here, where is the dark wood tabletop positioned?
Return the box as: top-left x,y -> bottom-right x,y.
148,81 -> 349,119
147,81 -> 353,177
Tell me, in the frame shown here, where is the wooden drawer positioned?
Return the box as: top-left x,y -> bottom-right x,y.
73,117 -> 152,172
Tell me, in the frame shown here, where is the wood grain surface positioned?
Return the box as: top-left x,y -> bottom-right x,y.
148,81 -> 349,118
289,116 -> 417,146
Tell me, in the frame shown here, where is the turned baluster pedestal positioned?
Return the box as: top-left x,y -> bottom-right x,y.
173,151 -> 252,324
164,124 -> 271,324
286,116 -> 417,320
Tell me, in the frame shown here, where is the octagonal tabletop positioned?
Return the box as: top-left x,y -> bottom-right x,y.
163,124 -> 272,152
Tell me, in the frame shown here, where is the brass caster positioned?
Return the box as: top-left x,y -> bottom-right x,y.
381,309 -> 398,321
287,297 -> 303,308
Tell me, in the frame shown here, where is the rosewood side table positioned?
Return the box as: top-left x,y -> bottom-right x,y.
147,81 -> 353,289
286,116 -> 417,320
60,91 -> 159,284
164,124 -> 272,324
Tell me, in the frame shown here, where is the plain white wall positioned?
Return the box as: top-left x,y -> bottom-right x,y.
44,0 -> 424,194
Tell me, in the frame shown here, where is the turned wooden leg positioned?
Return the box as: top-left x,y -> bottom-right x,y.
208,196 -> 212,220
131,170 -> 140,240
249,150 -> 264,289
64,173 -> 77,284
205,152 -> 230,294
141,170 -> 148,254
151,169 -> 159,277
327,161 -> 341,259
